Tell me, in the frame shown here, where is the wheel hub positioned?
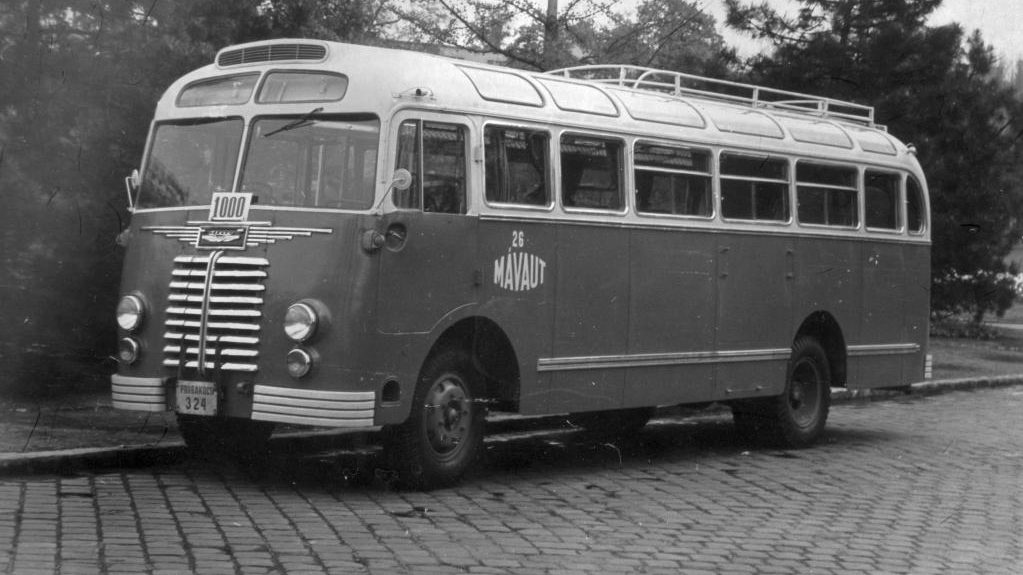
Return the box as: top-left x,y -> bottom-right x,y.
425,377 -> 470,454
789,359 -> 821,428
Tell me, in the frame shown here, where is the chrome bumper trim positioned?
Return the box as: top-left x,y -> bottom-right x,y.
111,375 -> 168,412
251,385 -> 376,428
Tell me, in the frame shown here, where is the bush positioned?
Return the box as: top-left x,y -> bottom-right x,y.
929,316 -> 1002,340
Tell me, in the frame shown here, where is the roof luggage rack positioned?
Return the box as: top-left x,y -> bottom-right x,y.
548,65 -> 877,128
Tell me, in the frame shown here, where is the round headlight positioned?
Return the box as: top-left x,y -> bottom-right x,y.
118,338 -> 140,365
284,302 -> 318,342
116,295 -> 144,332
286,348 -> 313,378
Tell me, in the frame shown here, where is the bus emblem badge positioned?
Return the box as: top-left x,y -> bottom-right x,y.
197,226 -> 248,249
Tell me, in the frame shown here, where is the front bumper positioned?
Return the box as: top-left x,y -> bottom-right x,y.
251,385 -> 376,427
111,376 -> 377,428
111,374 -> 168,412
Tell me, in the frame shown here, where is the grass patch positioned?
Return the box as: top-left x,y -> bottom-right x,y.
929,321 -> 1023,380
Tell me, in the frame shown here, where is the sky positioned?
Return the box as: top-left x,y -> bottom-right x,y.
689,0 -> 1023,69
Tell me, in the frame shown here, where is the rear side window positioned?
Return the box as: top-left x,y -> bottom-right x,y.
720,153 -> 789,222
561,135 -> 624,211
484,126 -> 550,206
635,143 -> 712,217
865,170 -> 901,230
796,162 -> 858,227
907,176 -> 926,234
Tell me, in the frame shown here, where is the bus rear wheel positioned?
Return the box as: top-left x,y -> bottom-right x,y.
732,336 -> 831,448
176,414 -> 274,461
385,348 -> 486,490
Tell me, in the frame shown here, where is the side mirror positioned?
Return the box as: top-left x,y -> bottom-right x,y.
124,169 -> 141,211
390,168 -> 413,192
371,168 -> 415,213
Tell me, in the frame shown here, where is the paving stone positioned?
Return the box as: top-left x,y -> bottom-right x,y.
3,387 -> 1023,573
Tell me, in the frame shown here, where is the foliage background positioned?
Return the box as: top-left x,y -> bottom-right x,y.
2,0 -> 1022,396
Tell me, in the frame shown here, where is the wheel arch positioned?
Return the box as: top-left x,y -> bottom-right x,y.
426,316 -> 521,410
794,311 -> 847,387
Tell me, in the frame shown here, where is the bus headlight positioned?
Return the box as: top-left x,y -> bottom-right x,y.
116,294 -> 145,332
286,348 -> 313,378
284,302 -> 318,342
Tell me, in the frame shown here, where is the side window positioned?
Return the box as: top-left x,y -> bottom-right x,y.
561,135 -> 623,211
720,153 -> 789,222
394,120 -> 467,213
796,162 -> 858,227
634,143 -> 712,217
484,126 -> 550,206
865,170 -> 900,230
907,176 -> 926,234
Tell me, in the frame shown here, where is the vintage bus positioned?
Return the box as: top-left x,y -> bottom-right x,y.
112,39 -> 929,489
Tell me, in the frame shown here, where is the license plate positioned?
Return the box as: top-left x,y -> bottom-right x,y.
176,380 -> 218,416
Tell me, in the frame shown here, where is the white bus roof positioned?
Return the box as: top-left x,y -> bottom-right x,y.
155,39 -> 912,163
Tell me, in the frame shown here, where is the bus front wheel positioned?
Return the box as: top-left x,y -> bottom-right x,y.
732,336 -> 831,448
385,347 -> 486,490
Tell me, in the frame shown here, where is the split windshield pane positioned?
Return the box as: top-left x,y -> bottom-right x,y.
239,116 -> 379,209
139,118 -> 243,209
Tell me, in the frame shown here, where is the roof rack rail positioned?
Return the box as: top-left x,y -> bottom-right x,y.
547,65 -> 876,128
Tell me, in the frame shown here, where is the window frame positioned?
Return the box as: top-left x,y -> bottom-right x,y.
718,151 -> 792,225
864,168 -> 904,234
906,175 -> 927,235
392,117 -> 470,214
139,117 -> 246,210
794,160 -> 860,230
238,113 -> 381,211
176,74 -> 260,108
633,140 -> 714,220
559,131 -> 627,215
481,122 -> 554,212
255,70 -> 349,104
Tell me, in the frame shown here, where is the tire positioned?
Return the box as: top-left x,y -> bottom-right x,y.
731,336 -> 831,448
567,407 -> 655,439
384,347 -> 487,490
176,414 -> 274,461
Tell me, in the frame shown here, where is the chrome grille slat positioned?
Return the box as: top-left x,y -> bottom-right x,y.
164,345 -> 259,358
164,332 -> 260,345
164,255 -> 267,375
210,283 -> 266,292
169,294 -> 264,304
167,308 -> 261,318
173,269 -> 268,278
164,359 -> 258,372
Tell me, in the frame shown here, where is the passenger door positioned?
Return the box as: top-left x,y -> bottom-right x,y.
376,114 -> 478,334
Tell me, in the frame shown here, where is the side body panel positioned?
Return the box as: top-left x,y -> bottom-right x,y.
476,217 -> 557,413
714,233 -> 794,398
545,223 -> 630,413
624,226 -> 717,407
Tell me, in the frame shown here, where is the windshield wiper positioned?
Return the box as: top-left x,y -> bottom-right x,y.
262,107 -> 324,138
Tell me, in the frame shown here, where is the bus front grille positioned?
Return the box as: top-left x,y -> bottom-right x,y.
162,254 -> 268,374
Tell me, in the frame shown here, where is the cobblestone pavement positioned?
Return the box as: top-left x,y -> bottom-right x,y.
1,387 -> 1022,575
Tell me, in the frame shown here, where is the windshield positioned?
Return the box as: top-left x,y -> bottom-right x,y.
239,116 -> 379,209
139,118 -> 243,209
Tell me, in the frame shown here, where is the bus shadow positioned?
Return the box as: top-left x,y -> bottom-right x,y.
219,412 -> 901,492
